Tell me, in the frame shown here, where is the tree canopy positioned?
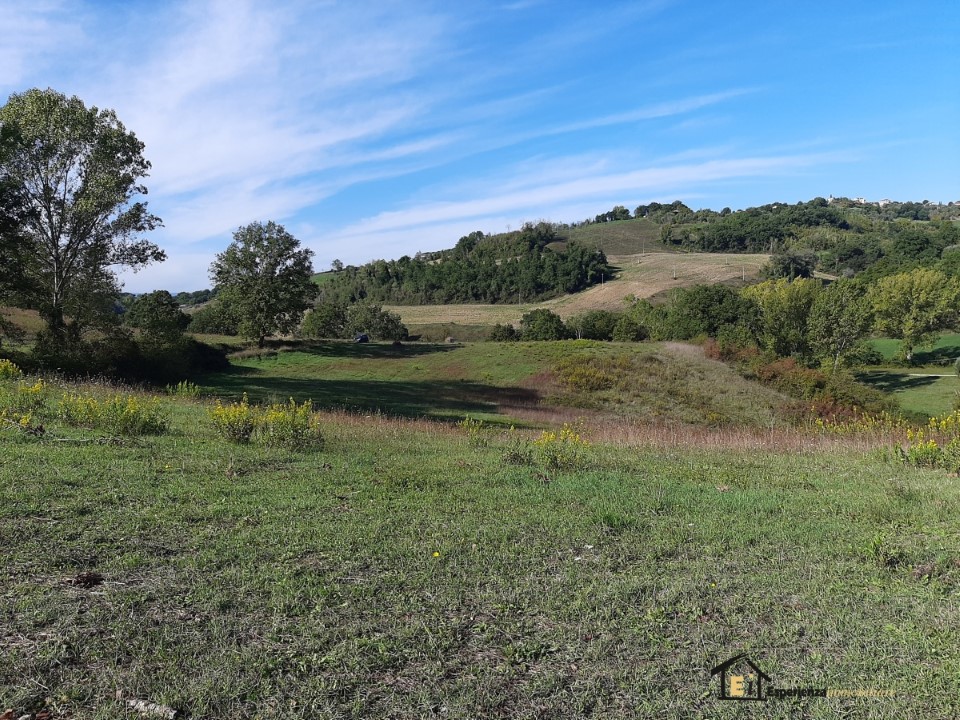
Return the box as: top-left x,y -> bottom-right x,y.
210,221 -> 317,347
867,268 -> 960,361
0,88 -> 164,343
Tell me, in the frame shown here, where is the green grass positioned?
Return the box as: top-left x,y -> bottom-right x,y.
195,340 -> 790,427
868,333 -> 960,366
3,389 -> 960,718
859,333 -> 960,417
560,218 -> 668,255
858,370 -> 957,417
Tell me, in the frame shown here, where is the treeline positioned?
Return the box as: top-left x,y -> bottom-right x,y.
496,267 -> 960,367
318,222 -> 609,305
649,198 -> 960,278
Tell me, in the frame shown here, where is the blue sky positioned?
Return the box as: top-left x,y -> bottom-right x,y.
2,0 -> 958,292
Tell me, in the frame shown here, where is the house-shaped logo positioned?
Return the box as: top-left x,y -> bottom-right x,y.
711,654 -> 771,701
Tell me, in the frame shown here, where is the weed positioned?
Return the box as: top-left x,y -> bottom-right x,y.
260,399 -> 324,450
457,416 -> 488,446
165,380 -> 202,398
0,358 -> 22,380
501,427 -> 533,465
209,395 -> 324,449
532,422 -> 590,471
0,378 -> 49,416
209,393 -> 258,443
57,391 -> 170,435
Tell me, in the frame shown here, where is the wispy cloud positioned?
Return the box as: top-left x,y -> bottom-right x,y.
327,151 -> 843,243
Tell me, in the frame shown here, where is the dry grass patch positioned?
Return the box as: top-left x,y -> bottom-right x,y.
386,252 -> 770,327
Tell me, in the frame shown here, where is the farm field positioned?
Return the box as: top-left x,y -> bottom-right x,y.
388,252 -> 769,327
3,381 -> 960,718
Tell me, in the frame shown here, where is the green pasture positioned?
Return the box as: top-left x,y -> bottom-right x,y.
2,390 -> 959,718
860,333 -> 960,417
196,340 -> 790,427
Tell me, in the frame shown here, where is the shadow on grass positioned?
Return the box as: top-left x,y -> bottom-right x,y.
203,368 -> 540,418
857,371 -> 940,393
912,345 -> 960,366
235,340 -> 461,361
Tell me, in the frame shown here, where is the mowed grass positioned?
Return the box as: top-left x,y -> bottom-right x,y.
386,252 -> 769,326
196,340 -> 791,427
3,394 -> 960,718
858,371 -> 957,417
859,334 -> 960,417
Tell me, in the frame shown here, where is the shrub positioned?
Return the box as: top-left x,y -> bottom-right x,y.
259,399 -> 324,450
0,359 -> 22,380
57,392 -> 170,435
209,394 -> 258,443
532,423 -> 590,471
209,395 -> 324,449
611,315 -> 648,342
519,309 -> 569,341
488,323 -> 518,341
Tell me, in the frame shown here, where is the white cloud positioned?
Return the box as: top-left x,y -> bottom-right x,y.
330,153 -> 834,239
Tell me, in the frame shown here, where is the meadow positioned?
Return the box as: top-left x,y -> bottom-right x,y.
858,333 -> 960,417
3,376 -> 960,719
196,340 -> 791,428
3,344 -> 960,719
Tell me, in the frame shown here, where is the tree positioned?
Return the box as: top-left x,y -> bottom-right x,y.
0,88 -> 164,343
301,300 -> 348,339
211,221 -> 317,347
567,310 -> 620,340
867,268 -> 960,362
764,250 -> 817,280
742,278 -> 822,361
344,302 -> 407,341
125,290 -> 189,347
519,309 -> 569,340
808,279 -> 873,370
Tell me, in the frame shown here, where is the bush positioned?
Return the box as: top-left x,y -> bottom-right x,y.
259,399 -> 324,450
611,315 -> 648,342
301,301 -> 348,339
345,302 -> 408,341
57,392 -> 170,435
488,323 -> 519,341
567,310 -> 621,340
209,395 -> 324,450
188,303 -> 239,335
0,359 -> 22,380
519,309 -> 569,341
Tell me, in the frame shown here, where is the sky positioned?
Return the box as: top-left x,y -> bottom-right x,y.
2,0 -> 958,293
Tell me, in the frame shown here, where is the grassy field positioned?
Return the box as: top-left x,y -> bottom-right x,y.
196,340 -> 791,428
857,334 -> 960,417
2,381 -> 959,719
560,218 -> 667,255
386,252 -> 769,327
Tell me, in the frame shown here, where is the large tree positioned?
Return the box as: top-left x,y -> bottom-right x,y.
210,221 -> 317,347
808,278 -> 873,370
0,88 -> 164,343
867,268 -> 960,362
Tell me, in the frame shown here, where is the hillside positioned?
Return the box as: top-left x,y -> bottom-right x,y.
387,251 -> 769,327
